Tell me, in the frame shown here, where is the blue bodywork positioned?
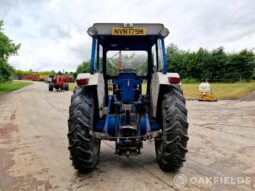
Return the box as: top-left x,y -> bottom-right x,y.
95,71 -> 159,145
96,104 -> 159,137
90,38 -> 97,74
161,37 -> 167,74
113,73 -> 142,101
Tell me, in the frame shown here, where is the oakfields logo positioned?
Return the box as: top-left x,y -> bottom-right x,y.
174,174 -> 187,187
174,174 -> 251,188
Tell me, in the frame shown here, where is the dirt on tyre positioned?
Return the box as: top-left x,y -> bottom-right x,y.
155,85 -> 189,171
68,86 -> 101,172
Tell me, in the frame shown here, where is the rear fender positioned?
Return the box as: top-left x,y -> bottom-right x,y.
150,72 -> 181,118
76,73 -> 105,117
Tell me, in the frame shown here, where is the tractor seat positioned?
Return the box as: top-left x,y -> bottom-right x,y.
113,72 -> 142,102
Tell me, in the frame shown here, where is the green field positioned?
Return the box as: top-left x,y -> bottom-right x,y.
0,81 -> 32,95
69,81 -> 255,100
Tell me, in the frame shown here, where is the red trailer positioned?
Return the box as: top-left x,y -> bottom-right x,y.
26,74 -> 40,81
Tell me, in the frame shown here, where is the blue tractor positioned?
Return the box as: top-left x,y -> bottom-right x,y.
68,23 -> 189,172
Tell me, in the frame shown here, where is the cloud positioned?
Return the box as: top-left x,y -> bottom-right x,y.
1,0 -> 254,71
179,0 -> 255,50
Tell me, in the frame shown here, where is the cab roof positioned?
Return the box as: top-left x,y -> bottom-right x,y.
88,23 -> 169,51
91,23 -> 168,36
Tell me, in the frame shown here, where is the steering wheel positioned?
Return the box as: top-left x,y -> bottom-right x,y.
118,69 -> 138,74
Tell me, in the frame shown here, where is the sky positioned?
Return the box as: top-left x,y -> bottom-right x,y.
0,0 -> 255,72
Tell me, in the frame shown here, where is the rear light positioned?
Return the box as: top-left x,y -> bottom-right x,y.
76,78 -> 89,86
168,77 -> 181,84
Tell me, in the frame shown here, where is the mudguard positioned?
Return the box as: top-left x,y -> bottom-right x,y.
76,73 -> 105,117
150,72 -> 181,118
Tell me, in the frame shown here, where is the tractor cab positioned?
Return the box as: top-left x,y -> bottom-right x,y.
85,24 -> 169,106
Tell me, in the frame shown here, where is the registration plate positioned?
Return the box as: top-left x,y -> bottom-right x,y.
112,27 -> 147,36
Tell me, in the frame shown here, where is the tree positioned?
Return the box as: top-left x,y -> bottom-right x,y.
209,47 -> 227,81
74,61 -> 90,78
195,48 -> 211,80
0,20 -> 21,83
226,50 -> 255,81
166,44 -> 254,82
167,44 -> 188,78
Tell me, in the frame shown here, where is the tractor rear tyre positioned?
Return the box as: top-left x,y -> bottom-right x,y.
65,83 -> 69,91
155,85 -> 189,171
68,86 -> 101,172
49,83 -> 53,91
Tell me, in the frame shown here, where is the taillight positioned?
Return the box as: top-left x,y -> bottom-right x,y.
168,77 -> 181,84
76,78 -> 89,86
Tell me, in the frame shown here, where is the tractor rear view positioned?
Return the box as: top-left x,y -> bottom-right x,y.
49,75 -> 69,91
68,23 -> 189,172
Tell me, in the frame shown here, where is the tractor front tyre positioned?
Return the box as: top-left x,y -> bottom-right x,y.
49,83 -> 53,91
68,86 -> 101,172
155,85 -> 189,171
65,83 -> 69,91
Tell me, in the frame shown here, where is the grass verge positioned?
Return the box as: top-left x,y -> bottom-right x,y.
69,81 -> 255,100
0,81 -> 32,95
69,83 -> 76,92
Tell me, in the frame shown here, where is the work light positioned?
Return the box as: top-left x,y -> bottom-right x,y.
87,27 -> 97,36
160,27 -> 169,37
